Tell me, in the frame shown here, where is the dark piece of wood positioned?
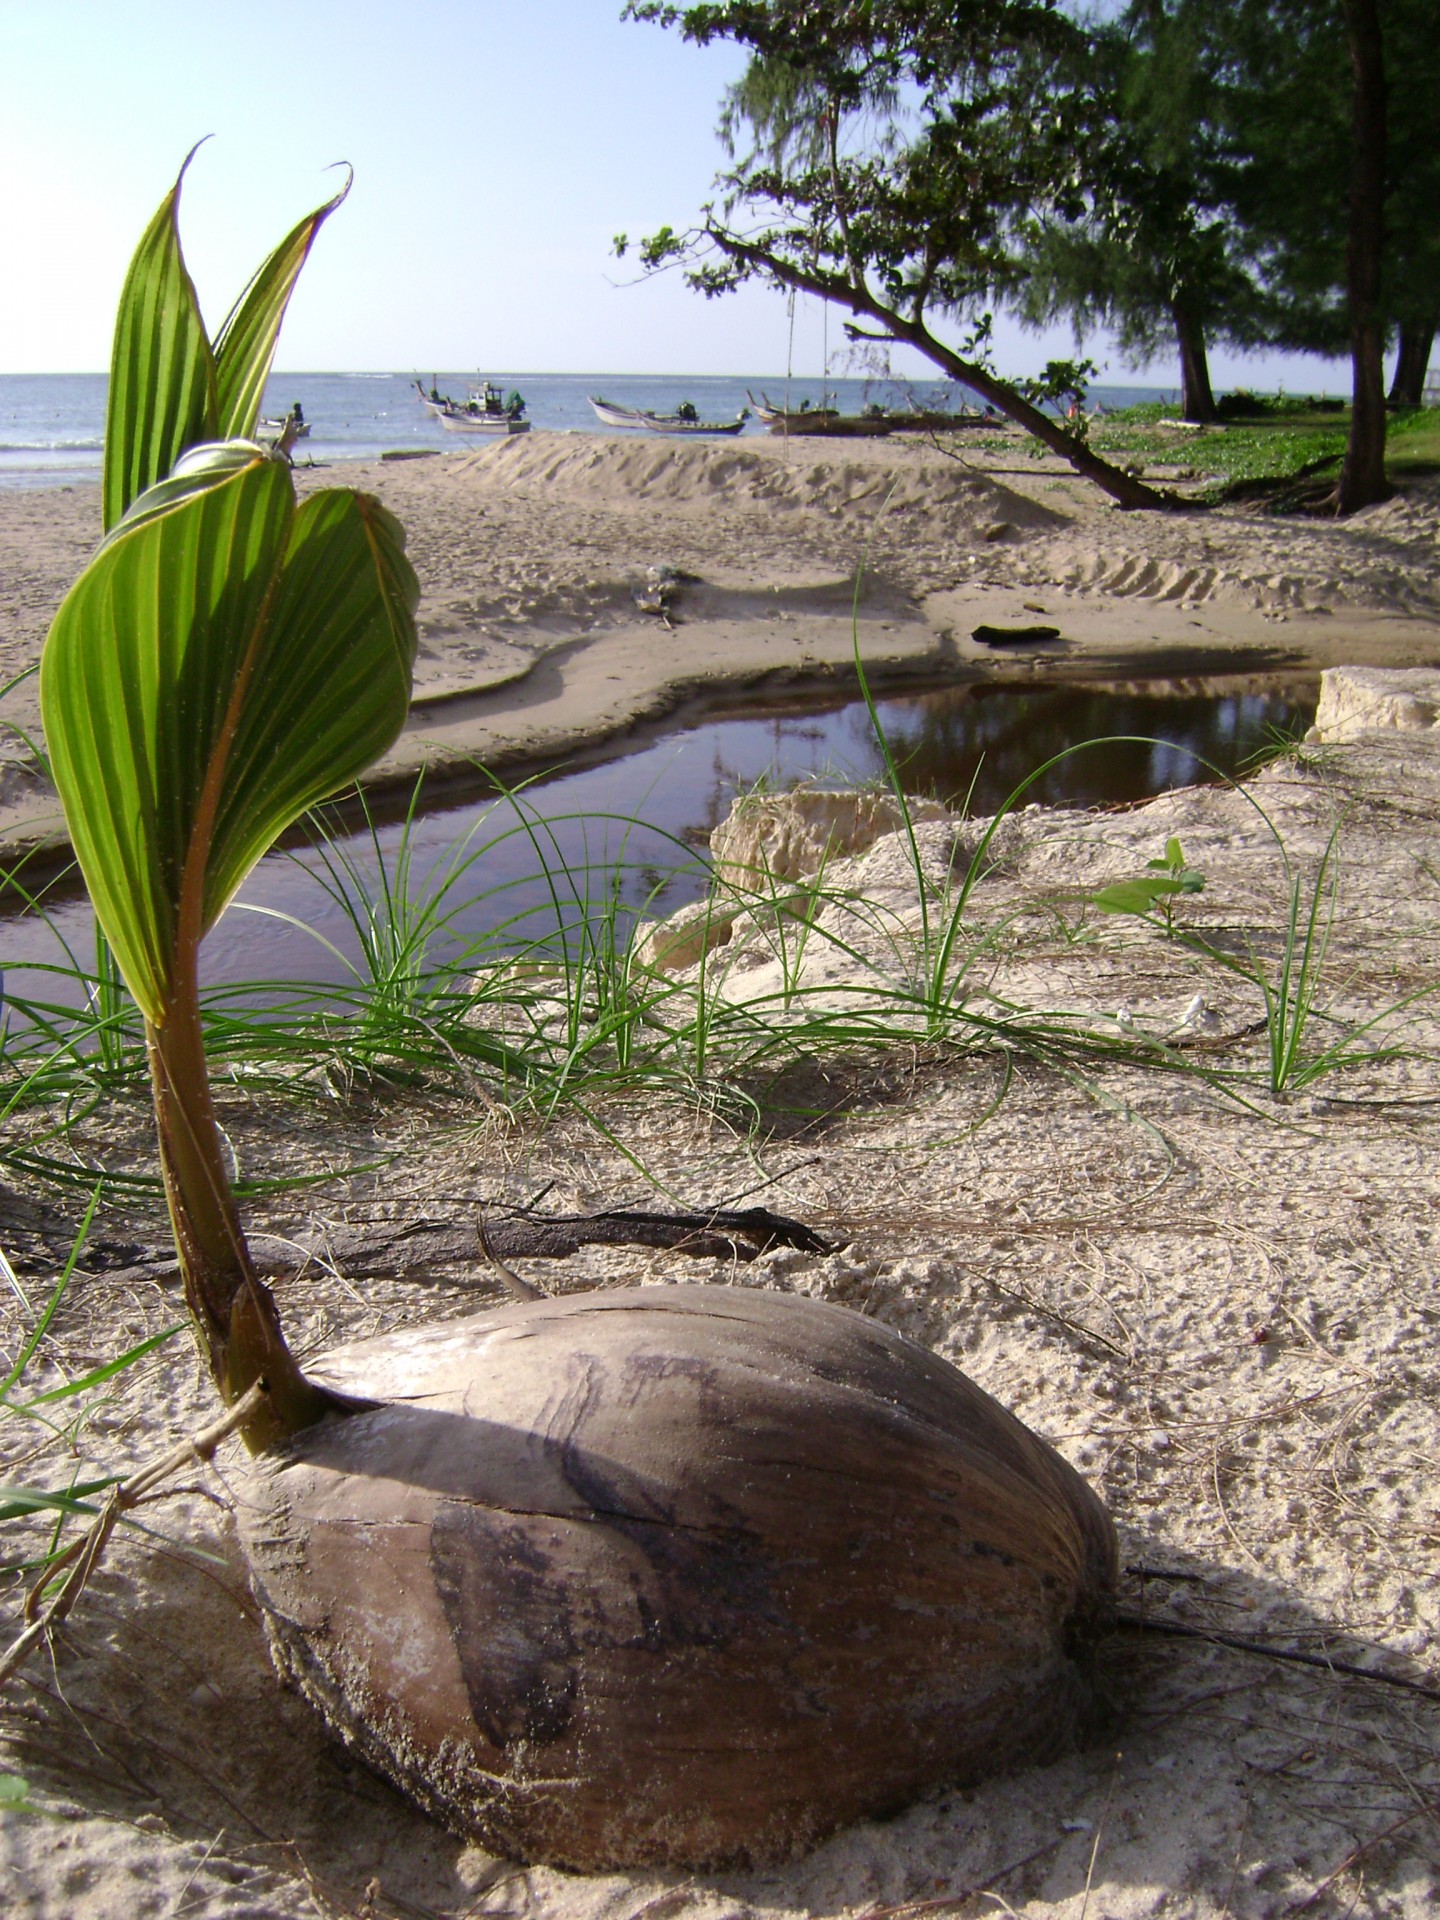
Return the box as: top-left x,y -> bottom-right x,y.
299,1205 -> 829,1278
81,1205 -> 830,1291
971,622 -> 1063,647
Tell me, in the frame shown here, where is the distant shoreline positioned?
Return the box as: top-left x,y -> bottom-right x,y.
0,370 -> 1193,491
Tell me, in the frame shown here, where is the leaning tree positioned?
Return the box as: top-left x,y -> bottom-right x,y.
623,0 -> 1174,510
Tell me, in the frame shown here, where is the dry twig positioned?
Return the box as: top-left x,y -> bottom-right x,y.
0,1381 -> 267,1689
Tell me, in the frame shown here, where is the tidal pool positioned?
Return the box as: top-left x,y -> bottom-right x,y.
1,676 -> 1316,1007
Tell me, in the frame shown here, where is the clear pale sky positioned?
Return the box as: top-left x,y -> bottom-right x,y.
0,0 -> 1347,390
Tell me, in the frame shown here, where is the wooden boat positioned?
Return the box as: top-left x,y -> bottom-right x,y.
884,409 -> 995,432
748,391 -> 998,435
257,412 -> 311,439
416,381 -> 531,435
588,395 -> 748,436
747,391 -> 891,437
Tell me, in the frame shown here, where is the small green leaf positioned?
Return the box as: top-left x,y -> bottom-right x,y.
1093,875 -> 1188,916
0,1773 -> 38,1813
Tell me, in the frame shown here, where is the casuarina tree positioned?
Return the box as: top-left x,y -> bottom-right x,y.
623,0 -> 1174,509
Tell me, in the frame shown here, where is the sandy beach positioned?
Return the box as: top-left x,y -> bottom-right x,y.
3,431 -> 1440,861
3,435 -> 1440,1918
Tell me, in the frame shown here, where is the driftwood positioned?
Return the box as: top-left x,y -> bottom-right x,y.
303,1203 -> 829,1277
238,1284 -> 1117,1871
82,1203 -> 830,1291
971,622 -> 1063,647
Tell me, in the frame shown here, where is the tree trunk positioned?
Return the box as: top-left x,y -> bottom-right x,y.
1336,0 -> 1390,514
1388,315 -> 1437,406
1173,303 -> 1218,423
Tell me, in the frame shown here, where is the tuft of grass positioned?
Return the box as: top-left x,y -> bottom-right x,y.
1,671 -> 1435,1195
1176,816 -> 1438,1097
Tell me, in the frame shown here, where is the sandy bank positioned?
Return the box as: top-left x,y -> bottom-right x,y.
2,681 -> 1439,1917
3,433 -> 1439,873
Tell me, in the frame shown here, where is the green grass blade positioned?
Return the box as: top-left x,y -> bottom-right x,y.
16,1324 -> 184,1409
0,1185 -> 100,1402
0,1481 -> 114,1522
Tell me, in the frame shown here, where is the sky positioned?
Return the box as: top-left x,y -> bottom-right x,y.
0,0 -> 1351,391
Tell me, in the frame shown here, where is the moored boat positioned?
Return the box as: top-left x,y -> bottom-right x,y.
884,408 -> 995,431
415,380 -> 531,435
257,407 -> 311,439
588,395 -> 748,435
748,391 -> 998,435
747,391 -> 891,436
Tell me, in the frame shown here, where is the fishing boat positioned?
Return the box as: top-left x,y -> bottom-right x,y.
588,395 -> 748,436
746,392 -> 891,437
884,408 -> 995,432
748,391 -> 998,435
415,380 -> 531,435
257,410 -> 311,439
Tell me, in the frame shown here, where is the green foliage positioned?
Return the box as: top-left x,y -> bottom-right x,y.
1094,836 -> 1205,936
37,155 -> 419,1432
1016,357 -> 1099,433
1083,400 -> 1351,495
1203,0 -> 1440,358
44,447 -> 417,1026
1,1190 -> 183,1584
624,0 -> 1168,508
103,145 -> 349,532
0,1773 -> 49,1816
46,157 -> 418,1030
1013,4 -> 1262,417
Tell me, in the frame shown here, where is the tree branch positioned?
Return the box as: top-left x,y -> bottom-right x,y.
702,220 -> 1173,509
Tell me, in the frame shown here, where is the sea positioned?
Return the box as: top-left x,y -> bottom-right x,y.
0,371 -> 1178,489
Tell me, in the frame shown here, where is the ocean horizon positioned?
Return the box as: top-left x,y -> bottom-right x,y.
0,369 -> 1185,489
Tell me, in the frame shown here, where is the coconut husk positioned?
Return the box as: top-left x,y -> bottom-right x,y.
237,1284 -> 1116,1871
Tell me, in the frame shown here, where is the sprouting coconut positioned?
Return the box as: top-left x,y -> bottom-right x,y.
240,1285 -> 1115,1869
40,157 -> 1117,1872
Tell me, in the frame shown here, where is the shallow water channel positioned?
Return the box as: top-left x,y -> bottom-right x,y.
2,676 -> 1317,1011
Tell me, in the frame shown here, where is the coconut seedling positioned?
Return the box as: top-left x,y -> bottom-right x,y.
41,150 -> 419,1452
41,160 -> 1119,1870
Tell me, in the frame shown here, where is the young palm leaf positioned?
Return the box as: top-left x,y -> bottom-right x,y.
44,166 -> 416,1447
102,145 -> 349,530
39,158 -> 1120,1873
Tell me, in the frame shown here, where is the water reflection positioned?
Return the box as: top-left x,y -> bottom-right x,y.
855,683 -> 1313,813
1,677 -> 1316,1004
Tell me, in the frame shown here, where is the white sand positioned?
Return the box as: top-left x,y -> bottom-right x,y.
3,433 -> 1439,855
2,439 -> 1440,1918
